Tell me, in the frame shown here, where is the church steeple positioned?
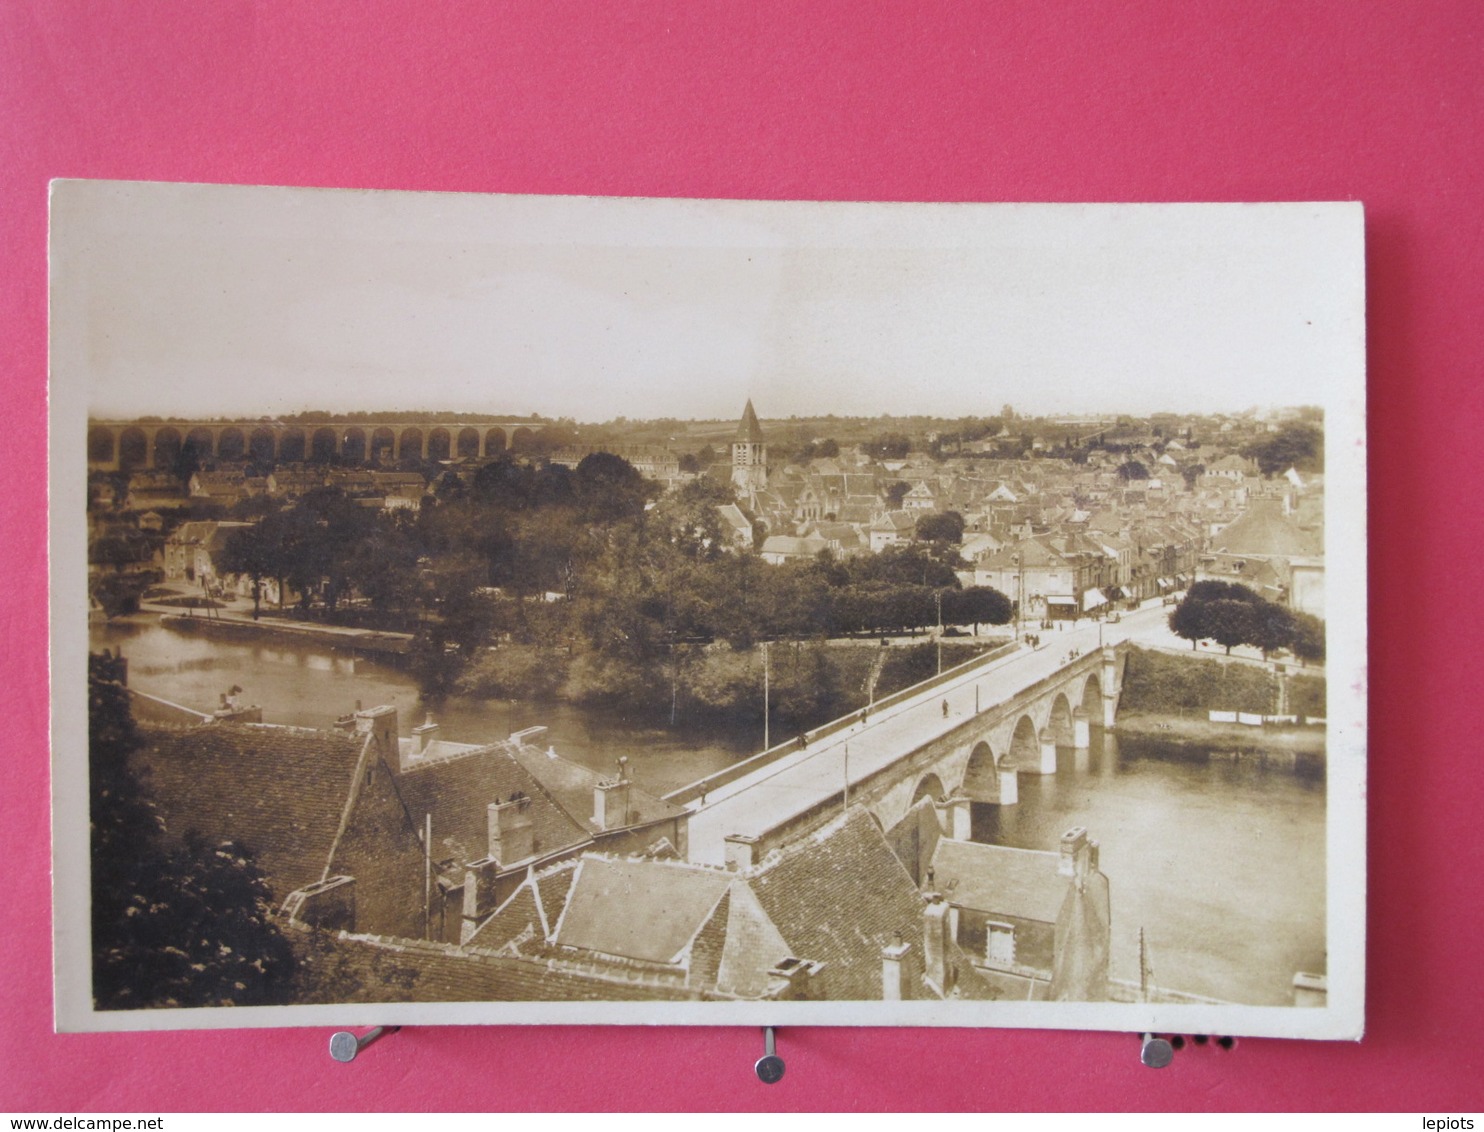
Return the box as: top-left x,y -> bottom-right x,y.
731,400 -> 768,495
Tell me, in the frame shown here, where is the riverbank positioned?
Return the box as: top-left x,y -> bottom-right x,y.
1117,711 -> 1326,755
159,612 -> 412,656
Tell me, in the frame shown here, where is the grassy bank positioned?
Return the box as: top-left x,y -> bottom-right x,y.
1117,711 -> 1326,755
1119,646 -> 1324,718
454,638 -> 999,735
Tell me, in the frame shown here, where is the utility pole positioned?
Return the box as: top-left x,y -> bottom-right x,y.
762,640 -> 770,751
423,813 -> 432,941
935,591 -> 943,674
842,743 -> 849,812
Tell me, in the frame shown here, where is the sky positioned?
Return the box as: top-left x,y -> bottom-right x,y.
51,182 -> 1365,423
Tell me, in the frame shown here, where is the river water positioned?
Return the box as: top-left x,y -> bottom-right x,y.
92,618 -> 1325,1007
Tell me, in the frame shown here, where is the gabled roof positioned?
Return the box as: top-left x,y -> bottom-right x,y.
930,838 -> 1068,923
138,722 -> 368,901
1209,499 -> 1319,557
393,743 -> 591,871
748,808 -> 928,1001
554,856 -> 730,964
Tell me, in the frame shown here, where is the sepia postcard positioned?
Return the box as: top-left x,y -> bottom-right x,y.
50,182 -> 1366,1038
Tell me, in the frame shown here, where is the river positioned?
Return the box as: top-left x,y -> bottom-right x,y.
92,617 -> 1325,1008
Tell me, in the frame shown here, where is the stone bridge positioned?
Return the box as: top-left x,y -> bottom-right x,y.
87,417 -> 549,470
678,640 -> 1131,868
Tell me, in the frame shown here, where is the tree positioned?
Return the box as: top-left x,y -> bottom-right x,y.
1116,460 -> 1150,481
218,522 -> 278,619
1243,423 -> 1324,477
574,451 -> 652,523
942,586 -> 1012,634
915,510 -> 965,545
865,432 -> 912,461
884,481 -> 911,509
1201,599 -> 1259,654
89,653 -> 296,1009
1288,611 -> 1326,665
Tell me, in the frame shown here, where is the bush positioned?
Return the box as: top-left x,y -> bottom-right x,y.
455,644 -> 569,700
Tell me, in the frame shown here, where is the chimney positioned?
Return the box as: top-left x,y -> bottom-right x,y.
724,833 -> 758,872
881,934 -> 911,1001
1059,826 -> 1089,879
354,704 -> 400,768
411,712 -> 440,757
767,956 -> 827,1001
923,896 -> 951,993
593,757 -> 632,831
487,796 -> 535,865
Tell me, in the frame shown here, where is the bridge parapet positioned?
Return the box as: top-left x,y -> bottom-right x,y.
664,640 -> 1019,807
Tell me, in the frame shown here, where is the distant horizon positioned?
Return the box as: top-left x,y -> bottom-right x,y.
55,184 -> 1363,427
86,403 -> 1321,427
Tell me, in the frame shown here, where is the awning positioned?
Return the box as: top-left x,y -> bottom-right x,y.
1046,595 -> 1077,606
1107,586 -> 1125,600
1158,577 -> 1173,589
1082,587 -> 1107,611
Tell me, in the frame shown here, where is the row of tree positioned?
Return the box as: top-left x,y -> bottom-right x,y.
215,457 -> 1013,707
1168,581 -> 1324,662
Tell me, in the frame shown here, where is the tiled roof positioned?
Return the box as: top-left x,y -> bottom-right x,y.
137,722 -> 366,901
1210,500 -> 1319,557
930,838 -> 1068,923
749,808 -> 928,1000
554,856 -> 730,964
294,928 -> 701,1003
393,743 -> 590,870
505,740 -> 686,834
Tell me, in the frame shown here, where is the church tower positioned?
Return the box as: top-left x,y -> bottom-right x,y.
731,400 -> 768,494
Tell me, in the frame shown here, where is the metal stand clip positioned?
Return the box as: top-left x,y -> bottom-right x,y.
329,1025 -> 401,1062
754,1026 -> 785,1084
1140,1032 -> 1174,1069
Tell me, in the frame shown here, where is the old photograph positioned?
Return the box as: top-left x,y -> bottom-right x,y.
50,184 -> 1366,1037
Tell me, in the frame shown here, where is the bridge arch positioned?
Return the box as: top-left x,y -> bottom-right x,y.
248,427 -> 276,463
1008,714 -> 1040,771
341,428 -> 367,464
118,428 -> 148,471
399,428 -> 424,461
456,427 -> 480,458
310,427 -> 339,462
218,427 -> 246,462
88,426 -> 115,463
1047,693 -> 1075,746
184,427 -> 215,463
509,425 -> 536,453
912,773 -> 948,805
152,427 -> 182,469
961,740 -> 1000,803
1079,673 -> 1102,722
280,428 -> 306,462
427,428 -> 452,462
370,428 -> 395,462
484,427 -> 506,454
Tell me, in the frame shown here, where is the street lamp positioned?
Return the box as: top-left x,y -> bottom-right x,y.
934,590 -> 943,675
1011,552 -> 1023,641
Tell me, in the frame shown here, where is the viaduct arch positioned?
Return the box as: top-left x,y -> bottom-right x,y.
86,418 -> 549,470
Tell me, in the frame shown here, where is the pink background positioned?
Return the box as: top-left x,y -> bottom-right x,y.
3,1 -> 1481,1112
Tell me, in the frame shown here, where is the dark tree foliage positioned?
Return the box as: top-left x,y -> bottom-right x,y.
884,481 -> 911,508
1242,423 -> 1324,477
865,432 -> 912,460
915,510 -> 966,545
1116,461 -> 1151,481
90,655 -> 296,1010
942,586 -> 1013,632
1168,583 -> 1325,659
